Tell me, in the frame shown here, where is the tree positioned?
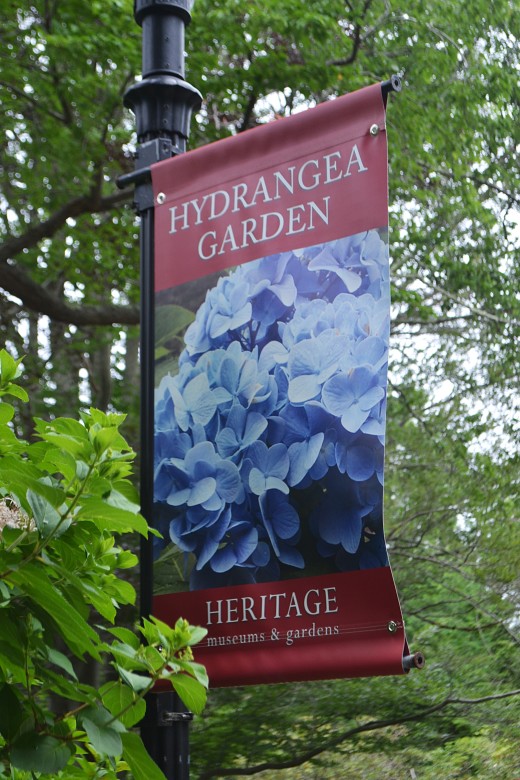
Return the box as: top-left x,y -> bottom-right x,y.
1,0 -> 519,776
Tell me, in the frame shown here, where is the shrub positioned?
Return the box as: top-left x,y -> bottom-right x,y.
0,350 -> 207,778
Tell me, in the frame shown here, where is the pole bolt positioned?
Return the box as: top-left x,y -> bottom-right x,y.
370,123 -> 380,136
387,620 -> 398,633
157,192 -> 166,204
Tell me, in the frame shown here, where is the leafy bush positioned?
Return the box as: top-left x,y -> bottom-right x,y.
0,350 -> 207,778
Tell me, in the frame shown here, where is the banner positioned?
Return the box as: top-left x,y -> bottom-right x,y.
150,83 -> 409,686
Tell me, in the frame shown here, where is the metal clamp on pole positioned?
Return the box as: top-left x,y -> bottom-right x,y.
161,711 -> 195,725
141,692 -> 193,780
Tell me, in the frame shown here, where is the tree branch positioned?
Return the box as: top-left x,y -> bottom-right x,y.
0,260 -> 139,325
0,188 -> 139,326
0,189 -> 133,264
238,88 -> 258,133
197,689 -> 520,779
0,80 -> 66,122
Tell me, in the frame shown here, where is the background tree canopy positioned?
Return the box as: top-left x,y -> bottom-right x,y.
1,0 -> 519,777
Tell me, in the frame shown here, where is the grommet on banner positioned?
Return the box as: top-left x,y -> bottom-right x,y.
387,620 -> 398,633
157,192 -> 166,204
370,123 -> 380,136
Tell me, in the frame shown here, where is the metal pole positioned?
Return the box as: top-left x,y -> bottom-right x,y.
119,1 -> 201,776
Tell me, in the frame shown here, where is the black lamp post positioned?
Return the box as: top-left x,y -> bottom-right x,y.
118,2 -> 202,777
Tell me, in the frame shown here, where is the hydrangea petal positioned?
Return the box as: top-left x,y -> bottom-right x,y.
187,476 -> 217,506
346,445 -> 376,481
288,374 -> 321,404
214,460 -> 242,502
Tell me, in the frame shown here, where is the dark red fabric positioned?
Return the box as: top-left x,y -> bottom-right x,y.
154,568 -> 406,686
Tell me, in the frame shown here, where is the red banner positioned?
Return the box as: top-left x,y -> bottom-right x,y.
151,83 -> 409,686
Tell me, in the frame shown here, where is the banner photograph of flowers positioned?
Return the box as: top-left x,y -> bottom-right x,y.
153,227 -> 391,593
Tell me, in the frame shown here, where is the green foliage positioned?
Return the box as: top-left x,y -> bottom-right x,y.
0,350 -> 207,778
1,1 -> 519,777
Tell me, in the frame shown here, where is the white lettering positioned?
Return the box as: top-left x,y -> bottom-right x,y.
198,230 -> 218,260
260,212 -> 284,241
303,589 -> 321,616
324,587 -> 338,614
217,223 -> 239,255
207,190 -> 230,220
227,598 -> 239,623
324,151 -> 343,183
298,158 -> 321,190
308,197 -> 330,229
207,599 -> 223,625
286,592 -> 302,617
190,195 -> 208,225
344,144 -> 368,176
250,176 -> 272,206
269,592 -> 286,619
169,202 -> 190,233
273,166 -> 295,199
287,204 -> 306,235
241,217 -> 259,247
232,182 -> 251,212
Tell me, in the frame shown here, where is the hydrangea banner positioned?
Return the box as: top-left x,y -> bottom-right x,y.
150,83 -> 409,686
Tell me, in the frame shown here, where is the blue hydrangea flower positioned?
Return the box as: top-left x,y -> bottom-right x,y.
321,367 -> 385,433
242,441 -> 290,496
154,229 -> 391,586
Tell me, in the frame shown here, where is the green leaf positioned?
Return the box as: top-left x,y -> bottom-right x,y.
121,731 -> 168,780
0,402 -> 14,424
77,496 -> 148,536
10,733 -> 74,774
8,565 -> 101,660
91,426 -> 129,456
106,487 -> 140,513
46,647 -> 78,680
0,684 -> 23,740
79,705 -> 126,757
100,681 -> 146,728
0,610 -> 22,648
1,383 -> 29,402
116,549 -> 139,569
46,560 -> 118,622
106,626 -> 140,649
0,460 -> 65,509
176,659 -> 209,688
155,304 -> 195,347
0,349 -> 23,385
144,645 -> 166,672
170,674 -> 207,715
26,489 -> 63,538
116,667 -> 152,693
43,668 -> 93,704
0,642 -> 27,684
0,580 -> 10,604
37,447 -> 77,482
187,626 -> 209,647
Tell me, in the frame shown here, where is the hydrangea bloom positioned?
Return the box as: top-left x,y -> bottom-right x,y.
154,229 -> 390,588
